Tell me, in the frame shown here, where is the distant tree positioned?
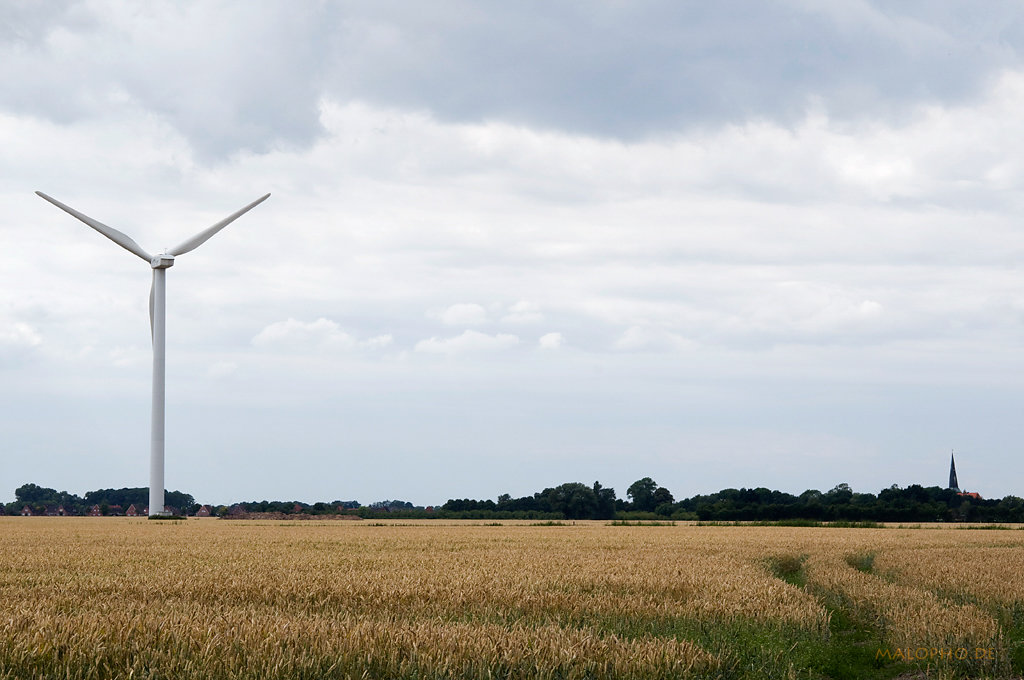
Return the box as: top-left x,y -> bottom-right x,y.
14,484 -> 85,514
77,487 -> 192,514
904,484 -> 930,504
824,483 -> 853,505
16,483 -> 57,505
536,483 -> 597,520
799,489 -> 823,508
165,490 -> 195,514
877,484 -> 901,504
369,500 -> 416,511
952,500 -> 974,522
627,478 -> 659,512
592,482 -> 616,520
85,487 -> 147,508
652,486 -> 674,507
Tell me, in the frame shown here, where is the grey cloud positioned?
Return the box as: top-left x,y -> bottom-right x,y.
0,1 -> 329,158
0,0 -> 82,46
5,1 -> 1024,159
322,0 -> 1024,138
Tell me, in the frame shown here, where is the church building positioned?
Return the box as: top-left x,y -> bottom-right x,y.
948,451 -> 959,492
949,451 -> 981,500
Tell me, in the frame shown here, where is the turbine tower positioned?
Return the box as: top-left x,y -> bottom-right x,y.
36,191 -> 270,516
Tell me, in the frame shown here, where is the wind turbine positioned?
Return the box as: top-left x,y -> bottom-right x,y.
36,191 -> 270,517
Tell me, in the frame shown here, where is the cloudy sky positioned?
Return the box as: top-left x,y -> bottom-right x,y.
3,1 -> 1024,506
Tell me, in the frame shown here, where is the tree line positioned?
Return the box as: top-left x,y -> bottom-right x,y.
444,478 -> 1024,522
6,483 -> 197,516
6,478 -> 1024,523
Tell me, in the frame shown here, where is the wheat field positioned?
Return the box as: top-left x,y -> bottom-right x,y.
0,518 -> 1021,679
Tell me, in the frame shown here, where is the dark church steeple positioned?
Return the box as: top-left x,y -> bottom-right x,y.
948,450 -> 960,492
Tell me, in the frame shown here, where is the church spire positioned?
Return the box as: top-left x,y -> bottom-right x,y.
949,450 -> 960,492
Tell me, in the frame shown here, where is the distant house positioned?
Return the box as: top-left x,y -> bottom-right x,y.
195,505 -> 212,517
126,504 -> 139,517
44,505 -> 62,517
89,504 -> 126,516
20,505 -> 33,517
959,492 -> 983,500
292,503 -> 303,514
163,506 -> 177,517
227,504 -> 247,517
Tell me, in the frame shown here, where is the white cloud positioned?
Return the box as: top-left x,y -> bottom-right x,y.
741,283 -> 890,343
502,300 -> 543,324
0,322 -> 41,350
414,330 -> 520,355
107,345 -> 147,369
613,326 -> 697,353
251,318 -> 391,352
359,334 -> 395,350
538,332 -> 564,349
252,318 -> 351,349
435,303 -> 488,326
0,321 -> 43,369
207,361 -> 238,378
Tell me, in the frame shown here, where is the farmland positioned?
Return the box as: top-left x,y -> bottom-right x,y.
0,519 -> 1022,679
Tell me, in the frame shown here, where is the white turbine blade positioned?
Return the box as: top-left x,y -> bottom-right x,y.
36,191 -> 152,262
168,193 -> 270,257
149,272 -> 155,343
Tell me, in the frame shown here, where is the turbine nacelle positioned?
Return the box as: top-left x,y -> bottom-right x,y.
151,254 -> 175,269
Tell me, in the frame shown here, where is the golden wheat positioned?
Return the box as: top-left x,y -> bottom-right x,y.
871,543 -> 1024,632
0,519 -> 1021,678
